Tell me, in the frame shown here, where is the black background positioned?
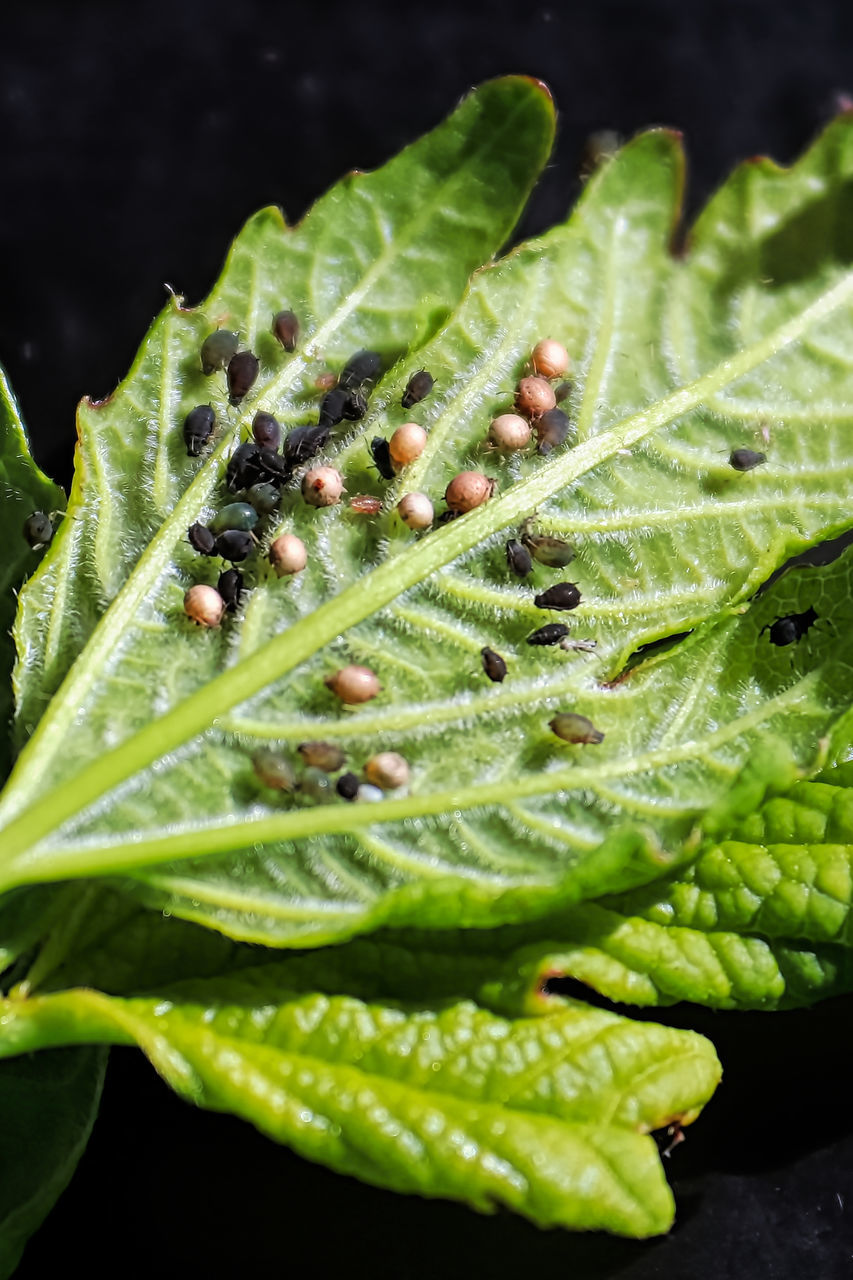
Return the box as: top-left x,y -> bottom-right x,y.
4,1 -> 853,1276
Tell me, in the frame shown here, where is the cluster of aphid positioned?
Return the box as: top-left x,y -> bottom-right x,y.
253,736 -> 410,805
18,311 -> 818,801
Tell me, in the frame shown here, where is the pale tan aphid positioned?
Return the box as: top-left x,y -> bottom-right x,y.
488,413 -> 531,451
302,465 -> 344,507
298,741 -> 347,771
364,752 -> 411,790
515,375 -> 556,419
325,665 -> 382,704
397,492 -> 434,530
183,584 -> 225,628
445,471 -> 495,513
269,533 -> 308,576
531,339 -> 570,380
389,423 -> 428,470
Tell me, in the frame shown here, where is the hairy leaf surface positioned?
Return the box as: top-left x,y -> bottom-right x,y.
3,107 -> 853,951
0,981 -> 719,1237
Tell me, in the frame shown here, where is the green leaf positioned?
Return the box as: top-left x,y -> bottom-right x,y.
0,1046 -> 106,1279
3,103 -> 853,950
0,981 -> 719,1237
0,364 -> 64,779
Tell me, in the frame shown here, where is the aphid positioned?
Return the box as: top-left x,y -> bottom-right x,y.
761,606 -> 818,647
226,442 -> 263,492
302,465 -> 344,507
22,511 -> 53,549
213,529 -> 255,562
436,509 -> 461,525
188,522 -> 216,555
521,524 -> 575,568
283,424 -> 330,471
272,309 -> 299,352
527,623 -> 570,646
356,783 -> 384,803
200,329 -> 238,375
184,583 -> 225,628
402,369 -> 434,408
554,380 -> 573,404
549,712 -> 605,744
269,533 -> 307,576
217,568 -> 245,612
531,339 -> 570,380
445,471 -> 495,513
370,436 -> 395,481
318,386 -> 351,428
488,413 -> 531,451
339,350 -> 382,390
252,411 -> 282,450
389,423 -> 428,470
252,748 -> 296,791
506,539 -> 533,577
298,741 -> 347,772
481,647 -> 507,683
336,771 -> 360,801
315,371 -> 338,392
397,492 -> 434,530
227,350 -> 260,405
209,502 -> 259,533
349,494 -> 383,515
256,447 -> 289,485
341,387 -> 368,421
246,482 -> 281,516
183,405 -> 216,457
325,664 -> 381,703
515,376 -> 556,419
729,447 -> 767,472
300,767 -> 332,800
534,582 -> 582,611
364,751 -> 410,790
535,408 -> 572,455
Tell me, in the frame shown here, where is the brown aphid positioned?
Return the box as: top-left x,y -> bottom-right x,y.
325,664 -> 381,704
445,471 -> 495,514
729,447 -> 767,472
531,339 -> 570,380
535,408 -> 572,455
521,524 -> 575,568
364,751 -> 410,790
488,413 -> 531,451
389,423 -> 427,470
183,583 -> 225,628
272,309 -> 299,352
298,740 -> 347,772
506,538 -> 533,577
402,369 -> 434,408
227,350 -> 260,405
349,494 -> 383,515
481,647 -> 507,682
397,492 -> 434,530
269,533 -> 307,576
302,466 -> 344,508
550,712 -> 604,744
515,376 -> 556,419
253,749 -> 297,791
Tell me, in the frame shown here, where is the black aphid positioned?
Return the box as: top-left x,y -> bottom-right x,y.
284,424 -> 331,471
341,387 -> 368,421
226,442 -> 263,492
339,350 -> 381,391
246,482 -> 281,515
554,380 -> 572,404
318,387 -> 351,428
252,411 -> 282,450
227,351 -> 260,405
762,606 -> 818,647
213,529 -> 255,562
256,447 -> 289,485
527,623 -> 570,646
336,771 -> 360,801
535,408 -> 572,455
506,539 -> 533,577
481,647 -> 507,683
534,582 -> 582,611
402,369 -> 434,408
272,310 -> 299,352
188,522 -> 216,555
200,330 -> 238,375
436,509 -> 461,525
23,511 -> 53,548
370,436 -> 395,481
183,405 -> 215,457
217,568 -> 245,612
729,447 -> 766,472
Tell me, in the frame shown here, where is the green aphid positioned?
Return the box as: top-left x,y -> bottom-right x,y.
209,502 -> 259,533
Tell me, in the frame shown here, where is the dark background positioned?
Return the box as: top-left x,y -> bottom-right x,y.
4,0 -> 853,1275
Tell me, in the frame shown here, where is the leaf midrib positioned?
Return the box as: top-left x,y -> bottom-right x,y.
2,269 -> 852,883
